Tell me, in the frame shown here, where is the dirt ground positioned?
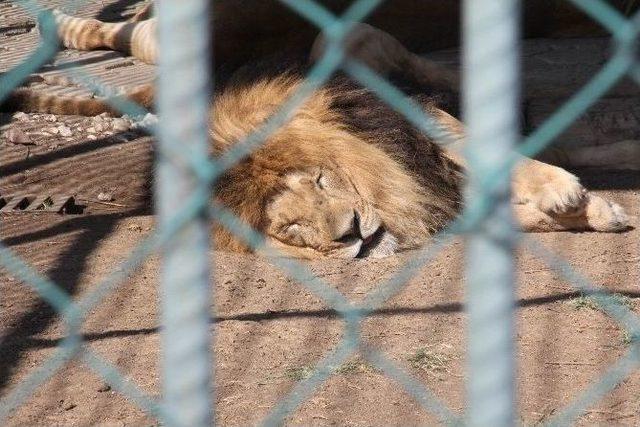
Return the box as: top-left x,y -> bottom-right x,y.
1,1 -> 640,426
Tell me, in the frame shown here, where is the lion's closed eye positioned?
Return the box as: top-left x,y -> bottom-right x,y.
285,223 -> 302,233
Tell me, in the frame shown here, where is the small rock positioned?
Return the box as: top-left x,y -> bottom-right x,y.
97,192 -> 114,202
87,135 -> 97,140
93,123 -> 105,133
12,111 -> 29,122
64,403 -> 76,411
46,127 -> 59,135
131,113 -> 158,130
57,125 -> 72,137
43,114 -> 57,122
97,384 -> 111,393
5,128 -> 31,144
127,223 -> 143,232
111,118 -> 129,132
86,127 -> 96,134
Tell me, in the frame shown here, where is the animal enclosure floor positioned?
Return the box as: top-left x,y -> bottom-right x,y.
2,1 -> 640,426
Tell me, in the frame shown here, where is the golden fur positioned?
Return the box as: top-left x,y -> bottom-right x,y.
211,76 -> 461,257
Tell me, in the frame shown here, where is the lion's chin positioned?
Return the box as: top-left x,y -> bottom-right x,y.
356,228 -> 398,258
332,226 -> 396,259
261,230 -> 399,259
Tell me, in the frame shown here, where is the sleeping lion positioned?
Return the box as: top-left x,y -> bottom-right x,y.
2,7 -> 631,259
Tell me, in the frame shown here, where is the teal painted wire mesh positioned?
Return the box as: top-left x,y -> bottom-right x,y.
0,0 -> 638,426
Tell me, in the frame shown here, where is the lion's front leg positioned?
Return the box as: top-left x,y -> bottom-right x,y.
434,109 -> 630,232
511,157 -> 630,232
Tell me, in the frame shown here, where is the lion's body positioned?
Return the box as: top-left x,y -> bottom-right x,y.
1,7 -> 631,258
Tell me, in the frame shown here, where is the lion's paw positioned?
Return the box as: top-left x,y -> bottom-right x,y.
585,194 -> 630,232
531,169 -> 588,216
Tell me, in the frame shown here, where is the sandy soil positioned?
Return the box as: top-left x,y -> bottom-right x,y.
1,1 -> 640,425
0,169 -> 638,426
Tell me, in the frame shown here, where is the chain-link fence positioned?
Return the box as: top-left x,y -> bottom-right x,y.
0,0 -> 638,425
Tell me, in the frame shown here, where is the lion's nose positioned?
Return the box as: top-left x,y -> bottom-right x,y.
333,210 -> 362,243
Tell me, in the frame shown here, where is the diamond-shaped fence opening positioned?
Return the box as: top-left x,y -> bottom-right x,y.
0,0 -> 638,426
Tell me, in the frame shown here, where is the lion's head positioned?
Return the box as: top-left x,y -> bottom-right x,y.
262,167 -> 398,258
211,75 -> 461,259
